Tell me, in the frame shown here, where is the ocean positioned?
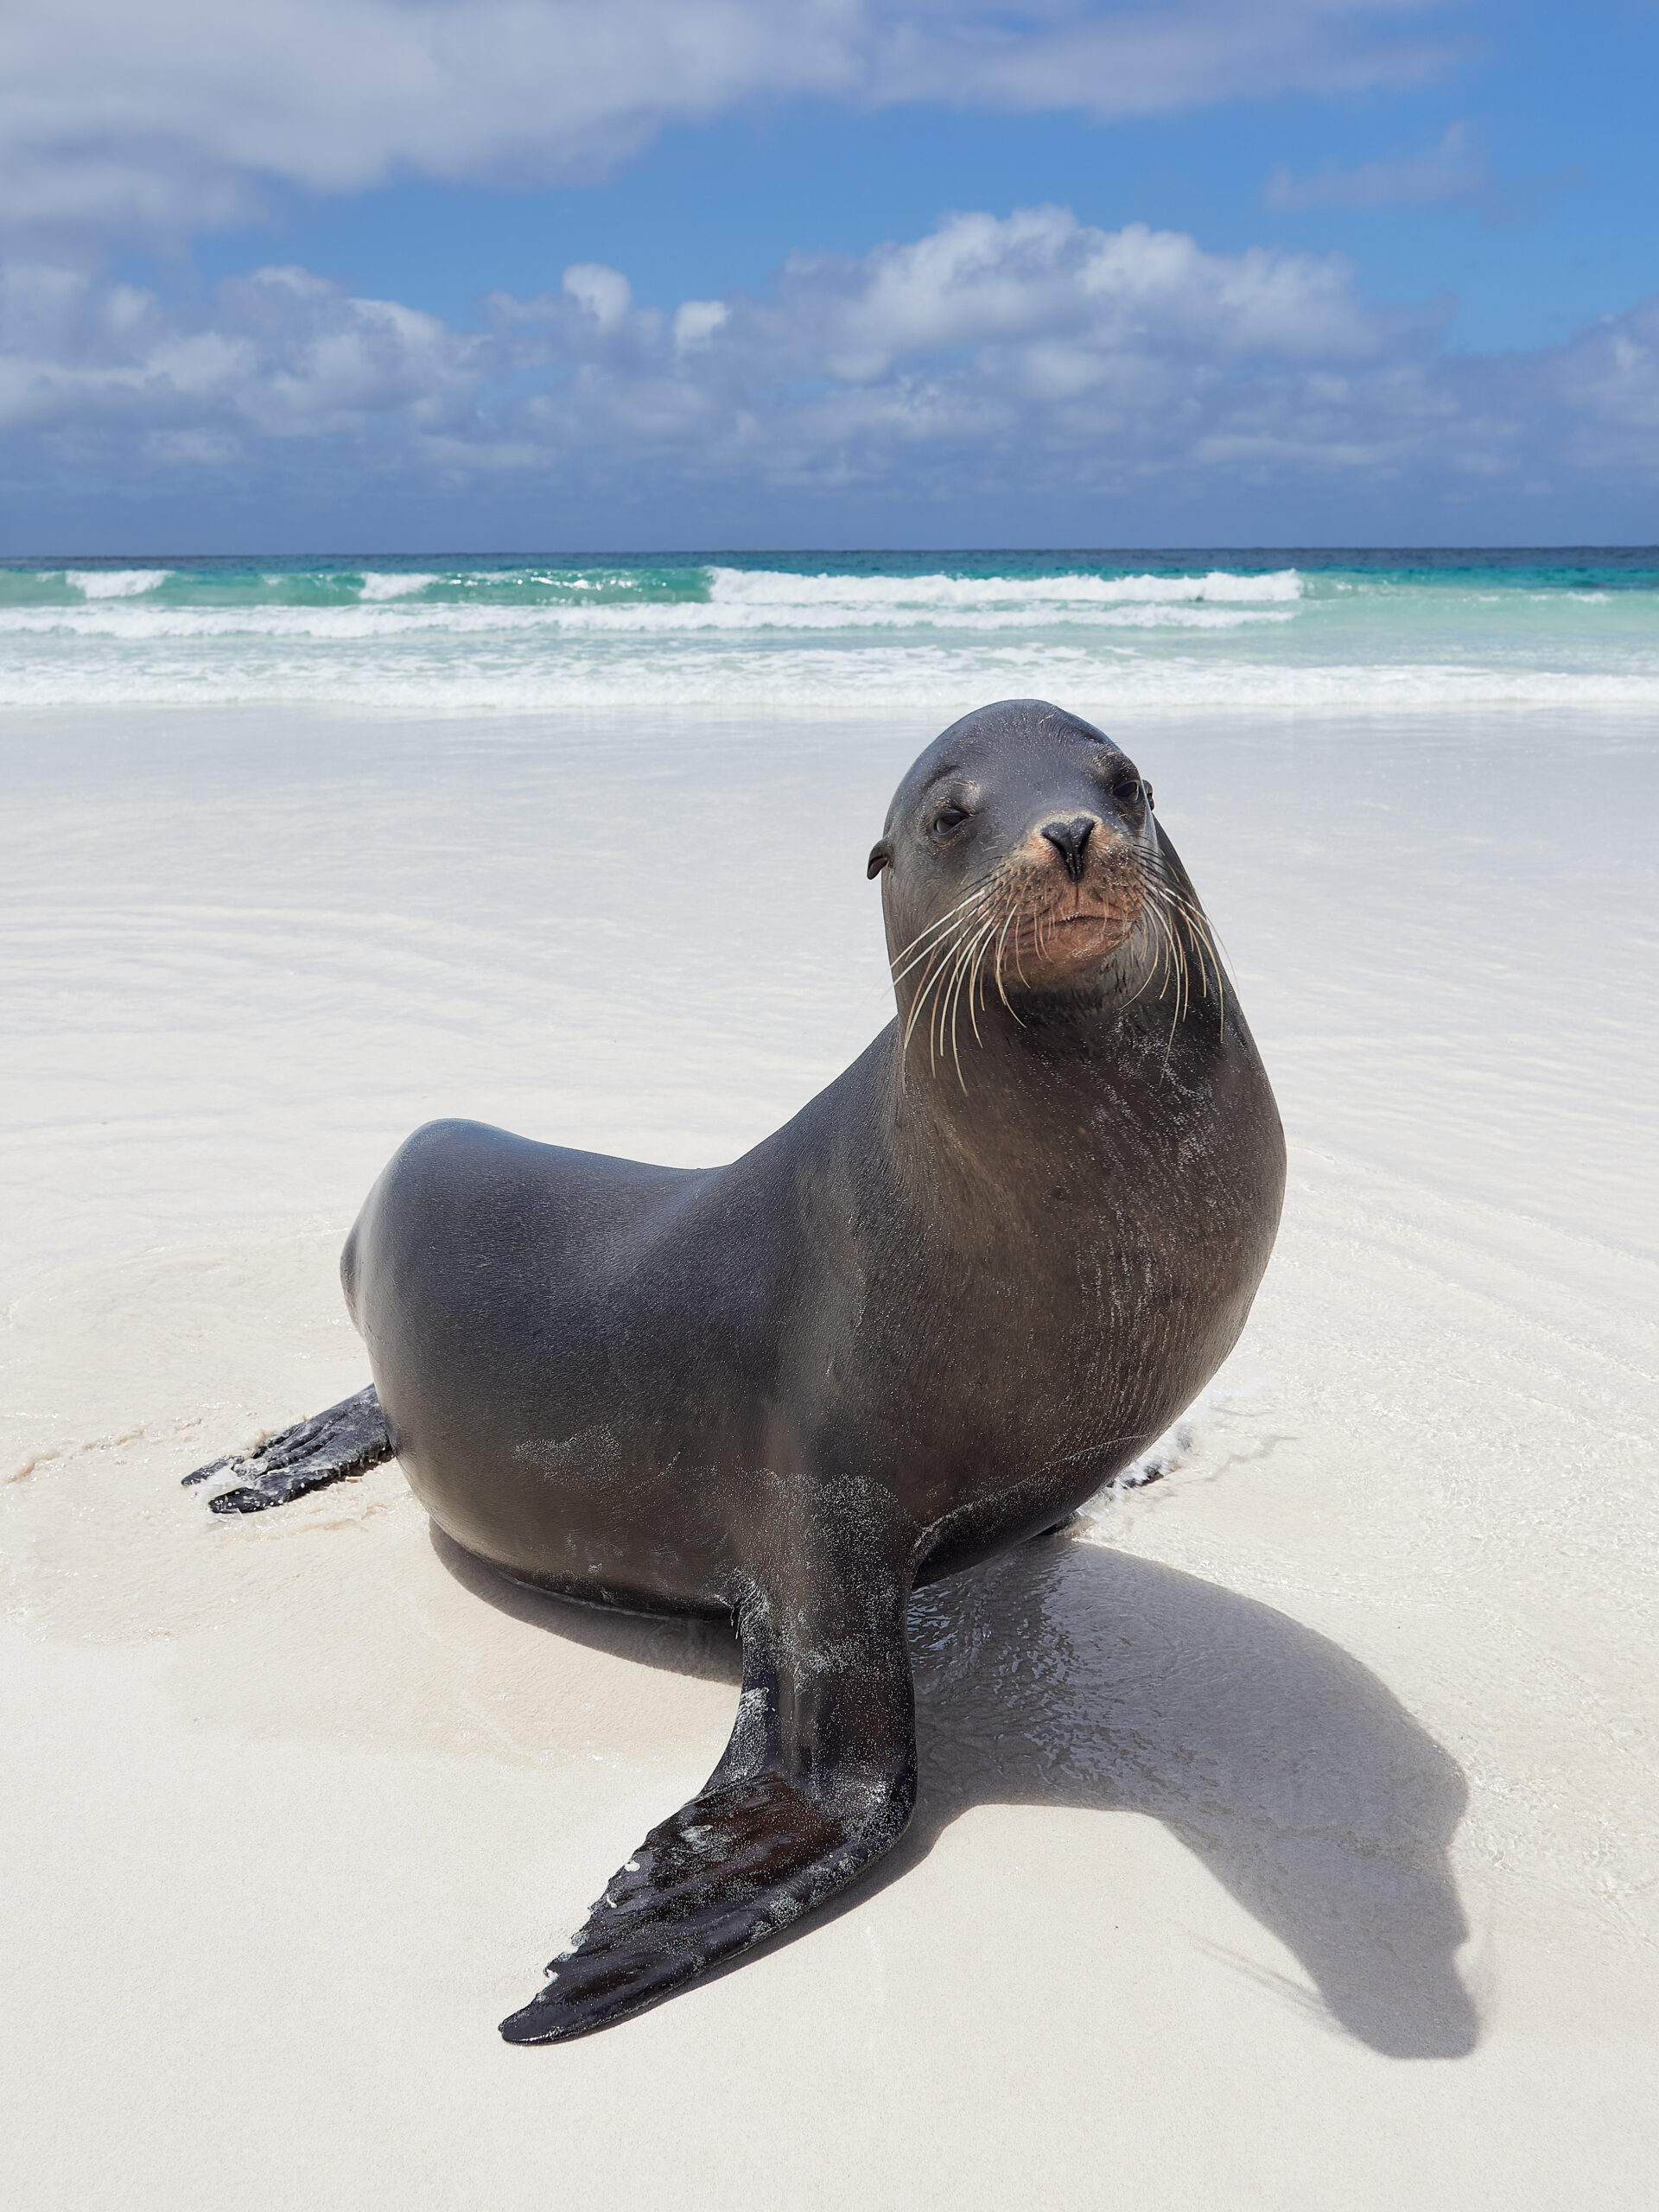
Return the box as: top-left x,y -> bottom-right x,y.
2,547 -> 1656,711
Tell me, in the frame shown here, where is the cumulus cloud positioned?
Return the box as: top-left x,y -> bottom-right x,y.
563,265 -> 635,330
0,261 -> 483,448
0,1 -> 1453,241
4,204 -> 1656,536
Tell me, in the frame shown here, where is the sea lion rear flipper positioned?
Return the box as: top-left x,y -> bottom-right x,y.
181,1386 -> 392,1512
499,1533 -> 916,2044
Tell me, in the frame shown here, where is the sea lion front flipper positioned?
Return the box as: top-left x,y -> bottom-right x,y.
499,1533 -> 916,2044
182,1386 -> 392,1512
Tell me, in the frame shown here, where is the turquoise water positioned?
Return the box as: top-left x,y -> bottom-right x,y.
2,549 -> 1655,709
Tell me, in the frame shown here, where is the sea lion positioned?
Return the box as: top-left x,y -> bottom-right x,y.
185,697 -> 1285,2043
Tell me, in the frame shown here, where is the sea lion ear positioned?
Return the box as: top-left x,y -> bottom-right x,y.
867,841 -> 892,880
1144,784 -> 1154,810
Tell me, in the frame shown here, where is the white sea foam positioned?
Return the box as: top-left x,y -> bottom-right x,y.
64,569 -> 169,599
703,565 -> 1306,608
355,572 -> 439,601
0,582 -> 1300,639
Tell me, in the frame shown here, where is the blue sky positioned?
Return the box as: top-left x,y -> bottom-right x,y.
3,0 -> 1656,550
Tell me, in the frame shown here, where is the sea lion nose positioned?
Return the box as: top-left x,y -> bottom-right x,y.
1040,816 -> 1096,883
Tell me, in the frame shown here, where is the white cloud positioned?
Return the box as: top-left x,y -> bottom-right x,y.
0,258 -> 484,450
3,207 -> 1656,531
0,2 -> 1452,241
1265,121 -> 1488,210
563,265 -> 635,330
673,300 -> 730,353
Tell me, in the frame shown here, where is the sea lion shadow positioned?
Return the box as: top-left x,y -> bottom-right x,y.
435,1528 -> 1478,2061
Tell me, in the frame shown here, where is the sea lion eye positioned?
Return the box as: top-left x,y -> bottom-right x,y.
931,804 -> 970,836
1111,774 -> 1143,808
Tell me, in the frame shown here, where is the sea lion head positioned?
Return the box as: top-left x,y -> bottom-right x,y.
868,700 -> 1169,1033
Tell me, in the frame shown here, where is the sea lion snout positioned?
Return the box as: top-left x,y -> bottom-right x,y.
1039,815 -> 1098,881
1013,806 -> 1148,982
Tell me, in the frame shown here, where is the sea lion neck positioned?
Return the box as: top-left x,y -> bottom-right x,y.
875,980 -> 1150,1184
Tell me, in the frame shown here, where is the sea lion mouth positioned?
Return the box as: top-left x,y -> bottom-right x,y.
1014,887 -> 1142,976
1047,912 -> 1115,943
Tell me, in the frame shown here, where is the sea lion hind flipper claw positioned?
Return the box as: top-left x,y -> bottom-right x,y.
497,1771 -> 874,2044
500,1546 -> 917,2044
181,1386 -> 392,1513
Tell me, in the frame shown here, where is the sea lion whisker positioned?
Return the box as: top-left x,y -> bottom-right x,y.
1160,884 -> 1214,959
1173,906 -> 1211,1002
906,952 -> 957,1068
931,942 -> 956,1068
975,927 -> 1000,1031
1187,918 -> 1221,1014
1157,914 -> 1180,1010
901,910 -> 1000,1057
887,886 -> 991,982
887,936 -> 950,991
992,906 -> 1026,1022
1158,885 -> 1193,1025
955,914 -> 1001,1063
916,912 -> 980,1069
1154,888 -> 1190,1070
1133,898 -> 1166,1006
1152,861 -> 1231,1014
896,888 -> 991,959
969,924 -> 989,1024
1152,893 -> 1190,1029
955,919 -> 982,1057
938,918 -> 986,1076
1154,860 -> 1223,951
972,890 -> 1012,1012
887,888 -> 995,988
928,927 -> 963,1066
1155,883 -> 1227,1035
1188,911 -> 1230,1033
944,943 -> 971,1087
1118,905 -> 1162,1012
1142,892 -> 1179,1006
975,902 -> 1014,1020
901,938 -> 957,1060
892,880 -> 989,958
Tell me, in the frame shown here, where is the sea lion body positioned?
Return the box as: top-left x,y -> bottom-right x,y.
189,698 -> 1285,2042
351,987 -> 1274,1611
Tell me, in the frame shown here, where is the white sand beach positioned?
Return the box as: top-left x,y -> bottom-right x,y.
3,699 -> 1655,2209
